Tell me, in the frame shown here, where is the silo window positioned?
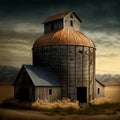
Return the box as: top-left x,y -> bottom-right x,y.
79,50 -> 83,54
49,89 -> 52,95
97,88 -> 100,94
70,59 -> 74,61
70,20 -> 73,27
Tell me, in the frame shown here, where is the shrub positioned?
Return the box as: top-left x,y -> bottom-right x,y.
90,97 -> 120,106
32,98 -> 80,113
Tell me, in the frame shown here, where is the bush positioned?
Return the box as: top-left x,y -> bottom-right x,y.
32,98 -> 80,114
1,98 -> 80,114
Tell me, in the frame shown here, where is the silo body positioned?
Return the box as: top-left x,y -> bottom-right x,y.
33,28 -> 96,103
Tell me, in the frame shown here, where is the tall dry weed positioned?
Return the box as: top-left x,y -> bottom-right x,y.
90,97 -> 120,105
32,98 -> 79,110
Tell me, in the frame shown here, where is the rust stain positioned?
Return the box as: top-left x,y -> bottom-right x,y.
33,28 -> 95,48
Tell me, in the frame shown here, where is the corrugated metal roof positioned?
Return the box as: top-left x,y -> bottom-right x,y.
42,11 -> 81,23
33,28 -> 95,48
24,65 -> 61,86
96,74 -> 120,86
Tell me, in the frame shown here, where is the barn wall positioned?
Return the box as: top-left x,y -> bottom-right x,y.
0,85 -> 14,103
35,86 -> 62,102
14,68 -> 35,101
64,13 -> 80,31
95,81 -> 104,98
104,86 -> 120,103
44,19 -> 63,34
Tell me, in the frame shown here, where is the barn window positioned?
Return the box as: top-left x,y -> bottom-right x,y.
70,20 -> 73,27
98,88 -> 100,94
49,89 -> 52,95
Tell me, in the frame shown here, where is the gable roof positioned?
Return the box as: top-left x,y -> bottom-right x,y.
22,65 -> 61,86
95,79 -> 105,87
42,11 -> 82,23
96,74 -> 120,86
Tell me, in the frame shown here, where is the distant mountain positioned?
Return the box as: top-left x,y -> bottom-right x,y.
96,74 -> 120,86
0,66 -> 120,86
0,66 -> 19,85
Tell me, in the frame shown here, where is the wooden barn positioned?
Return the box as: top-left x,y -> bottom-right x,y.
95,77 -> 120,103
15,11 -> 96,104
14,65 -> 61,102
95,79 -> 105,99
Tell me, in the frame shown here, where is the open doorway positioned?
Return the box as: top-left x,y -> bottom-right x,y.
77,87 -> 87,103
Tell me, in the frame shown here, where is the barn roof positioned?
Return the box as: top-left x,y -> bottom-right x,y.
23,65 -> 61,86
42,11 -> 82,23
95,79 -> 105,87
96,74 -> 120,86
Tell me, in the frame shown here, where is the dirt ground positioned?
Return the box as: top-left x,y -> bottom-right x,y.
0,108 -> 120,120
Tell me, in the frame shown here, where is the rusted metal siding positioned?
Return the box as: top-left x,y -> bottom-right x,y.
64,13 -> 80,31
35,87 -> 62,102
33,29 -> 95,48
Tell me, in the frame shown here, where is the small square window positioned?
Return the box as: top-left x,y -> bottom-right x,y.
79,50 -> 83,54
49,89 -> 52,95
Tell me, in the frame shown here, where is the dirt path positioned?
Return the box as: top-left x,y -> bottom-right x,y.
0,108 -> 120,120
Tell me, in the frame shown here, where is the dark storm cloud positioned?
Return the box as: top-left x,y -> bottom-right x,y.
0,0 -> 120,69
0,0 -> 120,32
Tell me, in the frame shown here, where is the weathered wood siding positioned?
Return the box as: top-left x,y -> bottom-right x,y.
44,19 -> 63,34
14,67 -> 35,101
104,86 -> 120,103
64,13 -> 80,31
95,81 -> 104,98
35,87 -> 62,102
0,85 -> 14,103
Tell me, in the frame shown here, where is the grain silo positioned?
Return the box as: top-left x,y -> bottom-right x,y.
32,11 -> 96,104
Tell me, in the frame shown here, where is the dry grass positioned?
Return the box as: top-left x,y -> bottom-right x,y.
32,98 -> 79,110
1,97 -> 120,116
90,97 -> 120,105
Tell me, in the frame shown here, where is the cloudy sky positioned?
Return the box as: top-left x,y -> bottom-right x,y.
0,0 -> 120,74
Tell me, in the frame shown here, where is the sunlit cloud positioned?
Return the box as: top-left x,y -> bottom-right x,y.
13,23 -> 43,34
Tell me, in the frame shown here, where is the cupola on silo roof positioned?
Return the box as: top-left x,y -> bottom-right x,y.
33,11 -> 95,49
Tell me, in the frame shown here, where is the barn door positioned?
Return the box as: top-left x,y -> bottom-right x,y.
77,87 -> 87,103
19,88 -> 30,101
